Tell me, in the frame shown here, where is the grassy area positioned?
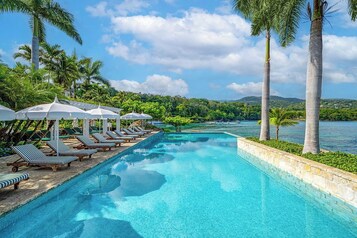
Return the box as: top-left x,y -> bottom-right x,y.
247,137 -> 357,174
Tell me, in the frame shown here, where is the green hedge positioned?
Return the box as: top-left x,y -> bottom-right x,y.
247,137 -> 357,174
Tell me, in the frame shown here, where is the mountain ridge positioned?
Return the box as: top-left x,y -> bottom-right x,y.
236,96 -> 357,109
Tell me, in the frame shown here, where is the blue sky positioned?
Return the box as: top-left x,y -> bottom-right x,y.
0,0 -> 357,100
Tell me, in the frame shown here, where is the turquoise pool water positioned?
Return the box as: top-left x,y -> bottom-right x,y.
0,133 -> 356,237
182,121 -> 357,154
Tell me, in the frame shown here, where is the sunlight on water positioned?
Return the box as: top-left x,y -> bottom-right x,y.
0,133 -> 356,238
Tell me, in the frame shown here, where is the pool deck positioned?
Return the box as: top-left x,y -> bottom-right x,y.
0,132 -> 158,216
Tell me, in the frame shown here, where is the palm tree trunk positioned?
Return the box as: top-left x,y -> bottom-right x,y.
260,30 -> 271,141
276,127 -> 279,140
303,2 -> 323,154
73,80 -> 77,98
31,17 -> 40,70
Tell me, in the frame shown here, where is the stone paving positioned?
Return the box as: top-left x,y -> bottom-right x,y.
0,132 -> 157,216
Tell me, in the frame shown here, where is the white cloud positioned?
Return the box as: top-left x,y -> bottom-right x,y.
215,0 -> 233,15
114,0 -> 150,16
86,0 -> 149,17
86,2 -> 108,17
227,82 -> 279,96
0,48 -> 5,57
88,5 -> 357,85
110,74 -> 189,96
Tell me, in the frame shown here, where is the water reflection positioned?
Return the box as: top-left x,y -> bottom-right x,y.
79,218 -> 143,238
79,170 -> 121,196
111,165 -> 166,197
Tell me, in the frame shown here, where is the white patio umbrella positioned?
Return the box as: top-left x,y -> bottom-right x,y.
16,96 -> 91,155
0,105 -> 15,121
87,106 -> 120,134
120,112 -> 145,120
140,113 -> 153,120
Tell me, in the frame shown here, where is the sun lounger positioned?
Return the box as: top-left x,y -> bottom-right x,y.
131,127 -> 147,134
0,172 -> 29,190
73,127 -> 83,134
137,126 -> 152,133
123,128 -> 143,137
89,126 -> 100,134
106,131 -> 132,142
47,140 -> 97,161
114,130 -> 138,140
92,133 -> 124,147
64,128 -> 81,136
132,126 -> 150,134
76,136 -> 116,151
9,144 -> 77,172
127,128 -> 145,136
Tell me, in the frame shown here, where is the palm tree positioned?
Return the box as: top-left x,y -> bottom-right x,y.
302,0 -> 356,154
0,0 -> 82,70
41,43 -> 63,84
233,0 -> 305,141
13,45 -> 33,62
79,58 -> 110,87
52,52 -> 78,92
269,108 -> 298,140
41,43 -> 63,69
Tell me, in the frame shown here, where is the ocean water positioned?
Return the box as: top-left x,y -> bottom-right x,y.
0,133 -> 356,238
183,121 -> 357,154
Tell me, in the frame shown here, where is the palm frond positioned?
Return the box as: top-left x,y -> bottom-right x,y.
348,0 -> 357,21
13,45 -> 32,61
277,0 -> 305,47
0,0 -> 30,13
37,18 -> 46,42
44,1 -> 82,44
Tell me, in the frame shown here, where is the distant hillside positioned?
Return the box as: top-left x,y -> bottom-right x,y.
237,96 -> 304,108
237,96 -> 357,109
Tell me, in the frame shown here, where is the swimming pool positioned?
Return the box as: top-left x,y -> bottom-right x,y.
0,133 -> 356,237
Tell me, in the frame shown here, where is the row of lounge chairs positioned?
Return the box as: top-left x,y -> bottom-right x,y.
5,127 -> 152,173
1,127 -> 152,190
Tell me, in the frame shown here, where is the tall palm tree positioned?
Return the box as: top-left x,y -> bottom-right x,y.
269,108 -> 298,140
302,0 -> 356,154
0,0 -> 82,70
79,57 -> 110,87
233,0 -> 305,141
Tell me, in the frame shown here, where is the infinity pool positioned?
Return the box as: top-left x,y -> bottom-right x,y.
0,133 -> 356,237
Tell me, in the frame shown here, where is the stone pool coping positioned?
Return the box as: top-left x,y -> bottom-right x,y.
237,137 -> 357,208
0,132 -> 160,216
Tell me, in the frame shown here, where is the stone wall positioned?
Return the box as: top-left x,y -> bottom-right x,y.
237,138 -> 357,209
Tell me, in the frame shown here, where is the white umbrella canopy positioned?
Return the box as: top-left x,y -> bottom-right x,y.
86,106 -> 119,119
14,97 -> 92,156
0,105 -> 15,121
121,112 -> 145,120
140,113 -> 153,120
16,97 -> 91,120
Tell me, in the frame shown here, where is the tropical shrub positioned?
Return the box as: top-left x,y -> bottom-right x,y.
248,137 -> 357,174
163,116 -> 192,132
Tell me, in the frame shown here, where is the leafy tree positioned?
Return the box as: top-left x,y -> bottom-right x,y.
268,108 -> 298,140
0,64 -> 62,110
0,0 -> 82,69
164,116 -> 193,132
139,102 -> 166,120
52,52 -> 78,93
79,58 -> 110,87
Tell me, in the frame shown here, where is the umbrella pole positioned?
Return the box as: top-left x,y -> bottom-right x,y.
55,119 -> 59,156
